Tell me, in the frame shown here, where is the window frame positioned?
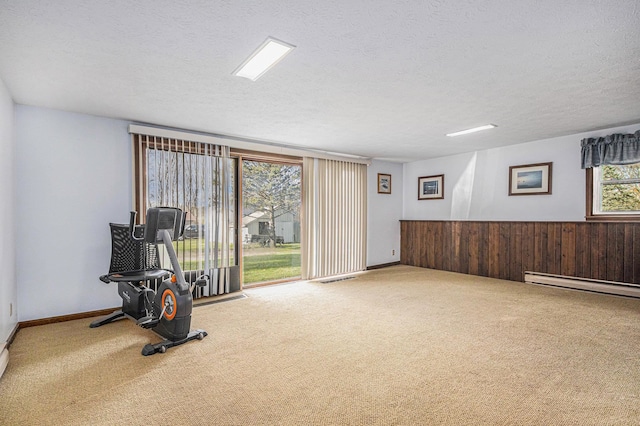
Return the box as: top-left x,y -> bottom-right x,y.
585,165 -> 640,222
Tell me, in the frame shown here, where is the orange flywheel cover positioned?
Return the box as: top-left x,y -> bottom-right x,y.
161,289 -> 177,320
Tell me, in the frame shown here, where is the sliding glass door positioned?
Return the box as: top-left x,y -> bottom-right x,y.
241,159 -> 301,285
134,134 -> 239,296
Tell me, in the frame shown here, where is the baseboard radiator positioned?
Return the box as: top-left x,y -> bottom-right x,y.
524,271 -> 640,299
0,344 -> 8,379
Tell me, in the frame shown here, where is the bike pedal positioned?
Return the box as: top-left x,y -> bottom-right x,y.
136,316 -> 159,329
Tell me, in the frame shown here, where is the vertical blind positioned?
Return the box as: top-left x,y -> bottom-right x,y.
302,158 -> 367,279
132,134 -> 235,296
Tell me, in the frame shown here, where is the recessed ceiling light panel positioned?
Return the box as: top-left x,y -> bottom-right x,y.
233,37 -> 295,81
446,124 -> 497,137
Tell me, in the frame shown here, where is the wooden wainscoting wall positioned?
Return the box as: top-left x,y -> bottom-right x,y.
400,220 -> 640,284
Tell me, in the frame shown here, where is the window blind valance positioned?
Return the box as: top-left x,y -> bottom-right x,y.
129,124 -> 371,165
581,130 -> 640,169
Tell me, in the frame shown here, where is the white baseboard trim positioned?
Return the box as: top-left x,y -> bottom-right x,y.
0,345 -> 8,379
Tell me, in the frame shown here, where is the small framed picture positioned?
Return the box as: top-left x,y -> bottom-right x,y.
509,162 -> 552,196
418,174 -> 444,200
377,173 -> 391,194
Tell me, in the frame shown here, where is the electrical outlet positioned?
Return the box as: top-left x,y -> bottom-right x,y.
392,249 -> 395,256
9,303 -> 12,317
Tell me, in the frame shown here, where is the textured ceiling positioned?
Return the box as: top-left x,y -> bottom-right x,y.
1,0 -> 639,162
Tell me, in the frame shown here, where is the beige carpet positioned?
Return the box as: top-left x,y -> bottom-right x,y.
1,265 -> 639,425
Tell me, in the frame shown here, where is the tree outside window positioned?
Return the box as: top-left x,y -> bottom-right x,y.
593,163 -> 640,215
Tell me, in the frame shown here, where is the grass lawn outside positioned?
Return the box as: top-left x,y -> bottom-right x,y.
243,243 -> 301,284
169,239 -> 301,284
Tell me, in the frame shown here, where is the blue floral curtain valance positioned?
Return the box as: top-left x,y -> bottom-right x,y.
581,130 -> 640,169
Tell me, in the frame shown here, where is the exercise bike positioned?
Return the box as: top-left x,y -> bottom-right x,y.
90,207 -> 208,356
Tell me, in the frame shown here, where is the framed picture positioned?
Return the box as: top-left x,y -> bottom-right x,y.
418,174 -> 444,200
509,162 -> 552,196
377,173 -> 391,194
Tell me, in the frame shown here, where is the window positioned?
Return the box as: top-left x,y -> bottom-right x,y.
133,134 -> 238,296
241,158 -> 302,285
587,162 -> 640,220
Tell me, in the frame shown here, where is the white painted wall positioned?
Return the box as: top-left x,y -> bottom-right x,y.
12,106 -> 407,320
403,123 -> 640,221
0,77 -> 17,344
367,160 -> 403,266
11,105 -> 639,320
15,106 -> 131,321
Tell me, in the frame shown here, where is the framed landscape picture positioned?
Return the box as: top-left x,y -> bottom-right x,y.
377,173 -> 391,194
509,162 -> 552,196
418,174 -> 444,200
